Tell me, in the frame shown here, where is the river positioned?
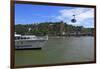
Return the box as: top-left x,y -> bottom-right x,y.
15,36 -> 94,67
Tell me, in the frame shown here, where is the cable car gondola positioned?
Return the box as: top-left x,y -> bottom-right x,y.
71,15 -> 77,23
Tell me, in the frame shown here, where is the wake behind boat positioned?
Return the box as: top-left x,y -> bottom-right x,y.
15,33 -> 48,50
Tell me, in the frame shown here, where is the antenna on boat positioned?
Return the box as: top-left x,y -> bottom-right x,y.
71,15 -> 77,23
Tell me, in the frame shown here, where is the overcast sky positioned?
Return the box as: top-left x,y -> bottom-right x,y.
15,4 -> 94,28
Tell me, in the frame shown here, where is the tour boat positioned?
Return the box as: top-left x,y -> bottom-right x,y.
15,34 -> 48,50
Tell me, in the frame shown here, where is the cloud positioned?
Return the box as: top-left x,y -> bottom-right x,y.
55,7 -> 94,27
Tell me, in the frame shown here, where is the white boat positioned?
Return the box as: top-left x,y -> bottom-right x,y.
15,34 -> 48,50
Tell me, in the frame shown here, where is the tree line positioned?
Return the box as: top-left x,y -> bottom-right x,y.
15,21 -> 94,36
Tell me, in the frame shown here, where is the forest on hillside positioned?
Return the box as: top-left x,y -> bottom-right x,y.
15,21 -> 94,36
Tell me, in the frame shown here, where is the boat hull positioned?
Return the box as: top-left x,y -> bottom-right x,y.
15,40 -> 47,50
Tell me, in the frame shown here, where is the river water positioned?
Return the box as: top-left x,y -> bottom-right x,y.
15,36 -> 94,66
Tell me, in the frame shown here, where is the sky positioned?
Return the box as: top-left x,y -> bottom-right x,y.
15,4 -> 94,28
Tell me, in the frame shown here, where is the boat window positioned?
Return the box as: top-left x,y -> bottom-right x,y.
15,36 -> 21,40
15,36 -> 31,40
24,37 -> 26,39
21,37 -> 24,39
17,37 -> 20,39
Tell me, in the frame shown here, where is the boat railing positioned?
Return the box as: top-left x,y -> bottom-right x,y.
35,36 -> 48,40
15,35 -> 48,40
